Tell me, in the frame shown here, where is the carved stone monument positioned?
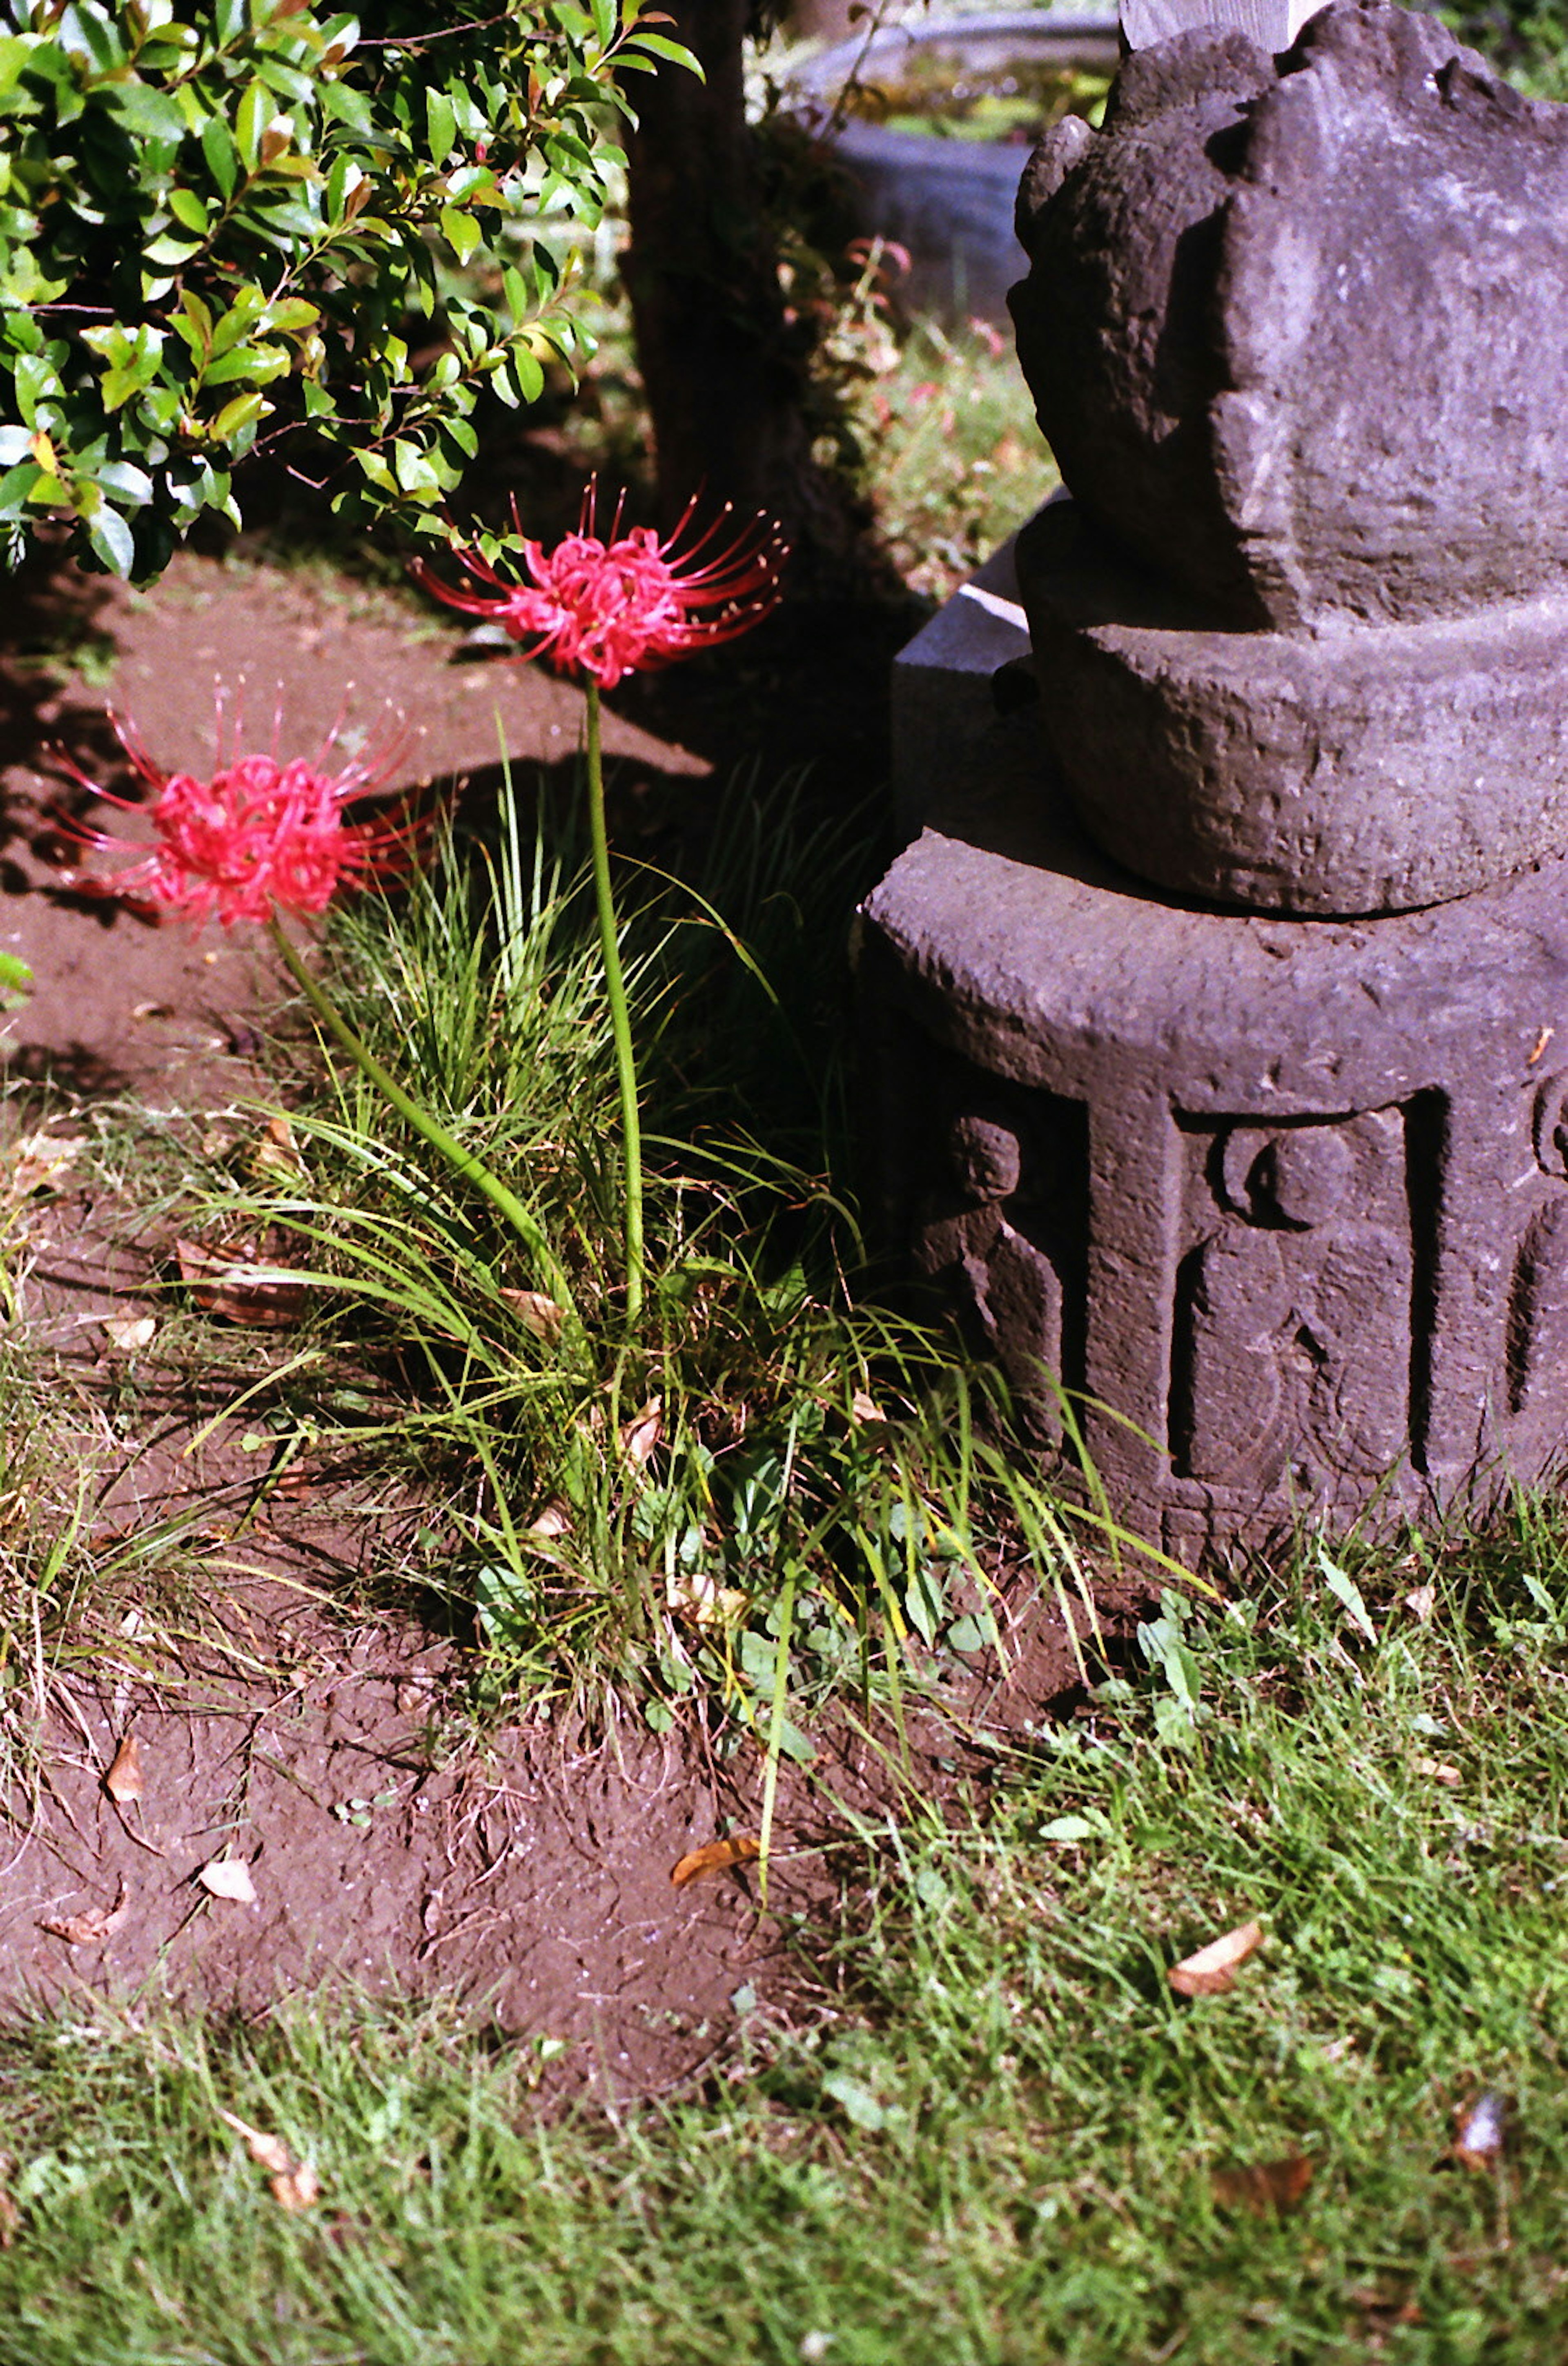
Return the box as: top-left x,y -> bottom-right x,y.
857,0 -> 1568,1558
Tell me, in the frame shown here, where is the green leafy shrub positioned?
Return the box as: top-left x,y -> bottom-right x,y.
0,0 -> 686,580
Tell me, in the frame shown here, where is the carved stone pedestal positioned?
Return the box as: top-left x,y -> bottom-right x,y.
858,758 -> 1568,1559
858,0 -> 1568,1558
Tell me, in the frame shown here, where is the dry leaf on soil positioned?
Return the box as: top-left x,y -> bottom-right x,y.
671,1834 -> 762,1889
498,1286 -> 565,1345
103,1731 -> 143,1803
1414,1755 -> 1462,1786
1404,1584 -> 1437,1623
197,1856 -> 258,1905
216,2110 -> 320,2212
249,1112 -> 305,1180
619,1396 -> 663,1470
0,2178 -> 17,2248
100,1314 -> 157,1352
175,1237 -> 307,1329
1212,2154 -> 1315,2216
7,1131 -> 89,1199
38,1874 -> 130,1948
1169,1918 -> 1265,1998
1453,2089 -> 1506,2170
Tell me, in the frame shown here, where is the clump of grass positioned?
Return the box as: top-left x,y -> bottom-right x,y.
160,756 -> 1108,1748
4,1513 -> 1568,2360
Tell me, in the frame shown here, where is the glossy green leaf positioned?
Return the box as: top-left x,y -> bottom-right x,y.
200,116 -> 239,199
425,86 -> 455,163
234,78 -> 269,172
85,504 -> 136,578
209,389 -> 267,440
440,204 -> 481,265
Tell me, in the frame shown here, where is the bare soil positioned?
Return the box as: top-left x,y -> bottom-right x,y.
0,538 -> 1095,2098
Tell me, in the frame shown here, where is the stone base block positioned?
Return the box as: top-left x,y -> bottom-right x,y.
1017,501 -> 1568,916
857,769 -> 1568,1561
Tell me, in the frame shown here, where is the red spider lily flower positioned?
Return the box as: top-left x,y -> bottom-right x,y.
410,482 -> 787,689
61,706 -> 418,929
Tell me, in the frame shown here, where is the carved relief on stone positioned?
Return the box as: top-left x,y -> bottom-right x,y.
914,1070 -> 1087,1444
1506,1072 -> 1568,1419
1173,1108 -> 1412,1488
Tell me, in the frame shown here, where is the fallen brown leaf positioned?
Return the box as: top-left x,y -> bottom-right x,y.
175,1237 -> 307,1328
1414,1755 -> 1462,1786
216,2109 -> 292,2175
198,1856 -> 258,1905
1212,2154 -> 1315,2217
103,1731 -> 143,1803
271,2160 -> 321,2212
38,1875 -> 129,1948
0,2178 -> 17,2248
1169,1918 -> 1265,1998
1404,1584 -> 1437,1623
250,1112 -> 305,1179
524,1498 -> 571,1540
217,2110 -> 320,2211
7,1130 -> 88,1199
498,1286 -> 565,1345
671,1833 -> 762,1889
619,1396 -> 663,1470
1454,2089 -> 1506,2171
101,1314 -> 157,1352
849,1389 -> 886,1426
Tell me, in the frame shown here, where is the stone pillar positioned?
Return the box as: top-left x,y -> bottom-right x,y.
857,0 -> 1568,1556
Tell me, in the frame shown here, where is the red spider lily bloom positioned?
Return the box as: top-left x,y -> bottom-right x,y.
62,708 -> 417,929
410,483 -> 787,689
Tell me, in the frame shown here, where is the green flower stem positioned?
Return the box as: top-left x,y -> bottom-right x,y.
584,678 -> 645,1326
266,915 -> 578,1329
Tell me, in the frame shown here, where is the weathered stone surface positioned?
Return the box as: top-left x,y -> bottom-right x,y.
1016,499 -> 1568,913
856,764 -> 1568,1558
859,0 -> 1568,1553
1010,0 -> 1568,631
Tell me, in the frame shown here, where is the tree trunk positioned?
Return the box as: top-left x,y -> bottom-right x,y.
621,0 -> 880,593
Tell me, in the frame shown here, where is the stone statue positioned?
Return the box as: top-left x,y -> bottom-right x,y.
856,0 -> 1568,1557
1009,0 -> 1568,915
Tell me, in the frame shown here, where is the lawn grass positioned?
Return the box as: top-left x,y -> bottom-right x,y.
4,1517 -> 1568,2362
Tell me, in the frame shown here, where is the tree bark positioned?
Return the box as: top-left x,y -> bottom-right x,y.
621,0 -> 879,593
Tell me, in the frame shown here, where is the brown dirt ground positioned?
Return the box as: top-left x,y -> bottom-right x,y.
0,539 -> 1101,2099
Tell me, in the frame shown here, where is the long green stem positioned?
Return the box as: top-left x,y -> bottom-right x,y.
266,916 -> 577,1328
584,678 -> 645,1325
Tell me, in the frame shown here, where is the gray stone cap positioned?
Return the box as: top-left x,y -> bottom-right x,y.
861,797 -> 1568,1110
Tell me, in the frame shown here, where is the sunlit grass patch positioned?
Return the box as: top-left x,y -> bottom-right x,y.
5,1519 -> 1568,2361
